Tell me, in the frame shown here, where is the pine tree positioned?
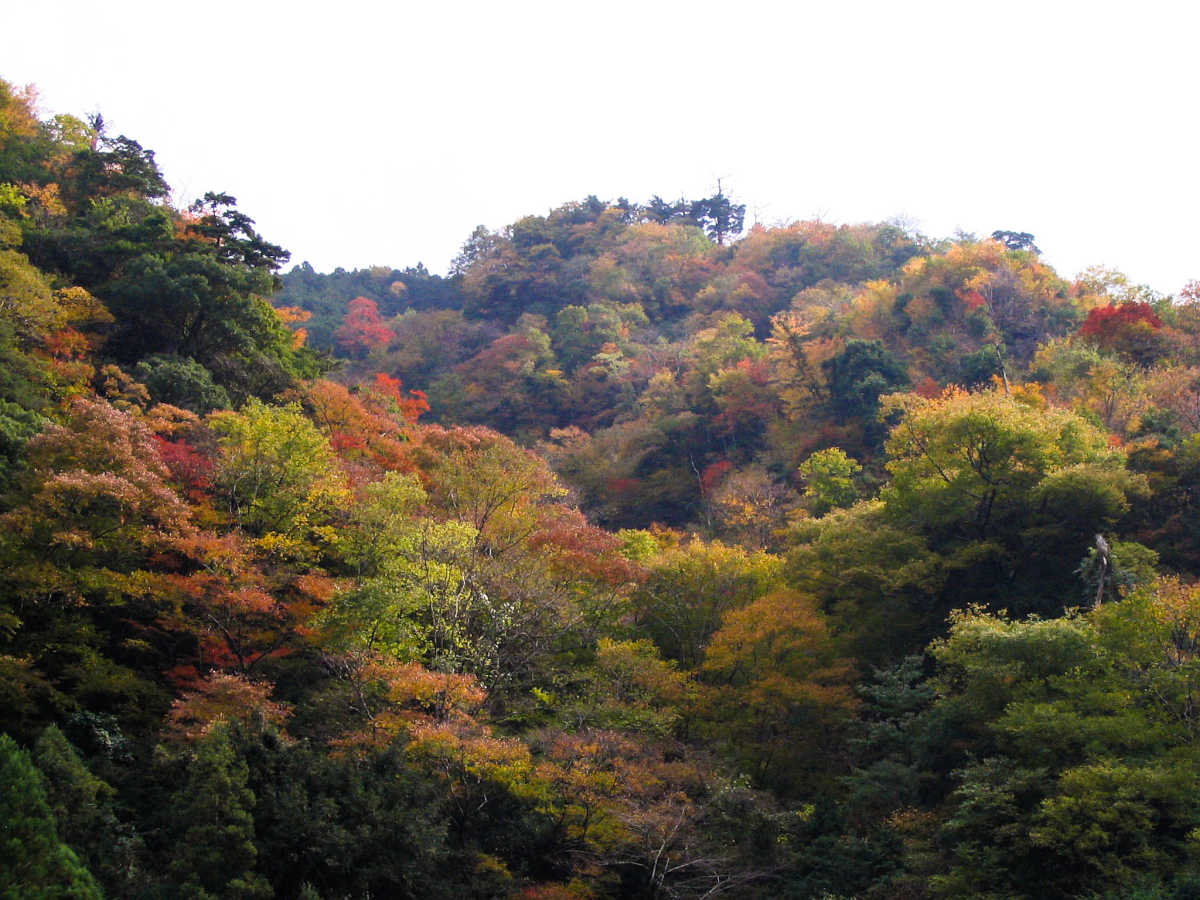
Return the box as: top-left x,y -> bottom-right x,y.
166,726 -> 270,898
0,733 -> 102,899
34,725 -> 138,895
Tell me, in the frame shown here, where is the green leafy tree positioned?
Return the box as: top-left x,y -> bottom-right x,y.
797,447 -> 862,515
822,338 -> 909,420
790,387 -> 1149,665
184,192 -> 288,271
990,230 -> 1040,253
100,250 -> 317,402
561,637 -> 690,736
632,539 -> 781,668
840,656 -> 938,823
923,583 -> 1200,897
787,501 -> 942,665
59,131 -> 169,206
0,81 -> 53,183
880,387 -> 1145,611
134,354 -> 231,413
884,388 -> 1131,517
211,399 -> 348,559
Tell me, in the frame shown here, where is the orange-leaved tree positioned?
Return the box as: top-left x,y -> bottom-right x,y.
699,589 -> 857,795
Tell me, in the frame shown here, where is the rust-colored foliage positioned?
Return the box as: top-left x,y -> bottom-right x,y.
271,304 -> 311,325
530,726 -> 747,892
153,436 -> 214,498
366,658 -> 487,725
272,304 -> 312,348
335,296 -> 395,357
8,397 -> 193,566
710,357 -> 777,437
1080,302 -> 1163,337
165,671 -> 291,741
1079,302 -> 1165,364
371,371 -> 430,423
700,459 -> 733,495
44,326 -> 93,360
700,589 -> 857,793
528,505 -> 646,589
333,656 -> 502,764
304,378 -> 421,480
165,531 -> 304,676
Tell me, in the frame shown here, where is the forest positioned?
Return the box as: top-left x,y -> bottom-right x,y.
3,76 -> 1200,899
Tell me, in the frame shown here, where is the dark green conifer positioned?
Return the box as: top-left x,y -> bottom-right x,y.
0,733 -> 103,899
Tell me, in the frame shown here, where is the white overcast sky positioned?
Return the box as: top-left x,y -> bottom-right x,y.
6,1 -> 1199,293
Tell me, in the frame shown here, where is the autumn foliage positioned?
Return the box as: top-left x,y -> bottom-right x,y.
1079,301 -> 1165,363
335,296 -> 395,357
5,73 -> 1200,898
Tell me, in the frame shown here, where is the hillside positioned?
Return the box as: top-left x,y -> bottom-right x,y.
3,77 -> 1200,899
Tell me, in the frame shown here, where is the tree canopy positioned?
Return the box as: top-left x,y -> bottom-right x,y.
3,73 -> 1200,899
